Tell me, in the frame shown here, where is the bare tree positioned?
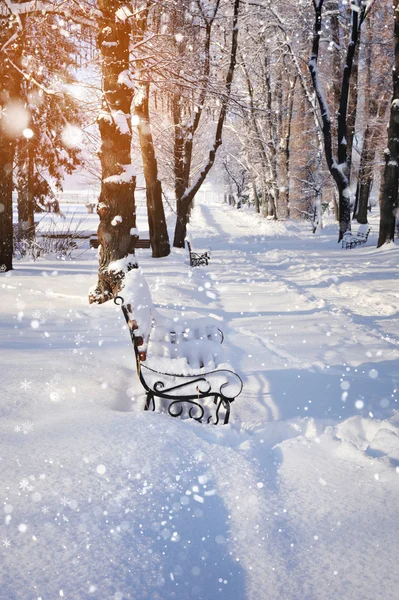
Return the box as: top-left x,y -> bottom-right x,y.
308,0 -> 374,241
378,0 -> 399,247
131,2 -> 170,258
172,0 -> 241,248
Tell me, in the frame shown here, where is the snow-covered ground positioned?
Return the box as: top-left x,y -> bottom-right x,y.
1,198 -> 399,600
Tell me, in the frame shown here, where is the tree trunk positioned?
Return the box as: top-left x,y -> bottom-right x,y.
308,0 -> 369,242
17,146 -> 29,239
136,88 -> 170,258
278,72 -> 296,219
378,0 -> 399,246
172,93 -> 190,249
346,47 -> 360,180
249,172 -> 260,213
0,137 -> 15,272
354,21 -> 373,224
89,1 -> 137,304
0,22 -> 23,271
355,124 -> 374,224
133,11 -> 170,258
265,56 -> 279,217
26,137 -> 35,238
330,5 -> 342,142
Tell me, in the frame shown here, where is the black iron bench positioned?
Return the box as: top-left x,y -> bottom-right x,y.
342,226 -> 371,249
115,296 -> 242,424
187,242 -> 210,267
90,235 -> 151,249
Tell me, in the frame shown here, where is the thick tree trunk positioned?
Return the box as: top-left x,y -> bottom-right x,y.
136,89 -> 170,258
0,138 -> 15,272
309,0 -> 369,242
354,124 -> 374,224
378,0 -> 399,247
90,1 -> 137,304
133,11 -> 170,258
17,139 -> 35,240
353,22 -> 373,225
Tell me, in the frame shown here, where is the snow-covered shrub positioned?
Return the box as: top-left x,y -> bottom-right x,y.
13,218 -> 85,261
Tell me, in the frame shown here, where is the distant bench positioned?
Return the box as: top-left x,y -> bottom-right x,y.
187,241 -> 210,267
342,226 -> 371,249
89,236 -> 151,249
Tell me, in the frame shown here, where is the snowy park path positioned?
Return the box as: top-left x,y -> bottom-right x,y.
1,197 -> 399,600
186,201 -> 399,425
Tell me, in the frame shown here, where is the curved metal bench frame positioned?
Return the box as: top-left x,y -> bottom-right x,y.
115,296 -> 243,424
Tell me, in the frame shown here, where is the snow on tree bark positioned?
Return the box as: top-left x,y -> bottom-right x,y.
308,0 -> 372,242
90,0 -> 137,304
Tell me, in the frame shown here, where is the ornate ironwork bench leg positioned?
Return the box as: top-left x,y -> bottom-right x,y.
144,392 -> 155,412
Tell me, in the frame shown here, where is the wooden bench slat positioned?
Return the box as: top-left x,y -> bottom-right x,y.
342,227 -> 371,249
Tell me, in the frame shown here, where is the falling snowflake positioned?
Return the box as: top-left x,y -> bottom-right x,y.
21,421 -> 34,434
2,538 -> 11,548
0,264 -> 7,272
19,478 -> 31,491
20,379 -> 32,392
14,421 -> 34,435
45,303 -> 56,316
32,310 -> 46,324
41,505 -> 50,514
60,497 -> 70,507
45,375 -> 63,402
74,334 -> 85,346
46,374 -> 61,393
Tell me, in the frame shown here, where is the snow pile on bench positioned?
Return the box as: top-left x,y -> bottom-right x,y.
121,268 -> 229,377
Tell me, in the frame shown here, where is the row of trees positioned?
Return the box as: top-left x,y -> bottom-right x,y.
0,0 -> 398,299
219,0 -> 397,245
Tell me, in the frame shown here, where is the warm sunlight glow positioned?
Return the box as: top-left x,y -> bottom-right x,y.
23,128 -> 34,139
1,102 -> 30,138
61,124 -> 83,148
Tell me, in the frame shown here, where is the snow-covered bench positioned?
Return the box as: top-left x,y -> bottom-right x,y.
115,270 -> 242,424
342,225 -> 371,249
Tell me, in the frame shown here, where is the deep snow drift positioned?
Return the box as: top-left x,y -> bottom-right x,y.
1,198 -> 399,600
